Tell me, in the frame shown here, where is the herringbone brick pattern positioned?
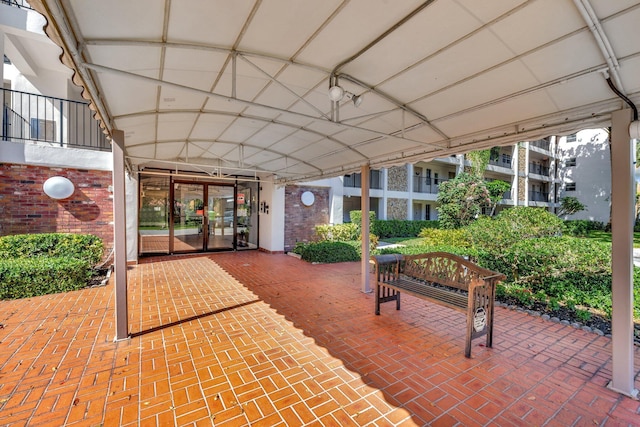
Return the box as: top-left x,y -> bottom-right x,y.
0,252 -> 638,426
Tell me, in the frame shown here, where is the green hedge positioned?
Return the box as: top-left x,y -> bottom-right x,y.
562,220 -> 606,236
0,233 -> 104,300
0,257 -> 91,300
477,236 -> 634,318
292,241 -> 360,263
372,219 -> 439,238
315,223 -> 359,241
0,233 -> 103,264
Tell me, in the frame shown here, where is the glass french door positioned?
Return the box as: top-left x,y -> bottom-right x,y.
171,182 -> 235,253
172,182 -> 206,252
206,184 -> 234,250
139,176 -> 257,255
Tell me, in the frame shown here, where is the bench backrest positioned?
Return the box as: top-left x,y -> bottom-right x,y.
372,252 -> 504,292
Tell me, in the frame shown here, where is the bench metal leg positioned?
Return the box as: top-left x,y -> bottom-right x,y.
396,292 -> 400,310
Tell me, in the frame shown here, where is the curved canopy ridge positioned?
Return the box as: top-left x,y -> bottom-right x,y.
29,0 -> 640,183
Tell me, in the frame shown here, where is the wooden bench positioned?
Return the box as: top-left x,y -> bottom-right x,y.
371,252 -> 505,357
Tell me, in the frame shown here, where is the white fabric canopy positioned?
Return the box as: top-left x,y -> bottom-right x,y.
30,0 -> 640,182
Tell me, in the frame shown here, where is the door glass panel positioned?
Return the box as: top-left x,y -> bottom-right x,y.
173,183 -> 204,252
207,185 -> 234,250
139,175 -> 170,254
237,182 -> 258,250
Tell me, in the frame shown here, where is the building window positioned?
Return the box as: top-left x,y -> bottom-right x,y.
566,183 -> 576,191
565,157 -> 576,167
566,133 -> 577,143
30,118 -> 56,142
425,204 -> 431,220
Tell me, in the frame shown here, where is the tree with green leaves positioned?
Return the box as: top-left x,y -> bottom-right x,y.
437,172 -> 491,229
485,180 -> 511,216
466,149 -> 491,177
558,196 -> 586,217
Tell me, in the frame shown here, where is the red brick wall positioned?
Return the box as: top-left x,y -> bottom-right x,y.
284,185 -> 329,252
0,163 -> 114,261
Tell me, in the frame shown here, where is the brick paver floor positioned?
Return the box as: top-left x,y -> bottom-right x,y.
1,251 -> 639,426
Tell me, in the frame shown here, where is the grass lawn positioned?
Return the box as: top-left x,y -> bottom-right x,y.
584,230 -> 640,248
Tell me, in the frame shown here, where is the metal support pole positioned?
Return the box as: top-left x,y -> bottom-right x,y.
361,164 -> 371,293
112,129 -> 129,341
0,30 -> 4,141
609,109 -> 638,398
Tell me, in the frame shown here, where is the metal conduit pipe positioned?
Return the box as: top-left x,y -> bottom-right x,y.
573,0 -> 625,92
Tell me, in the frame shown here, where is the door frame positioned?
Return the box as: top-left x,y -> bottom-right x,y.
170,180 -> 236,253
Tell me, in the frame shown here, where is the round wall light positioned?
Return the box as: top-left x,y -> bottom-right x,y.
301,191 -> 315,206
43,176 -> 75,199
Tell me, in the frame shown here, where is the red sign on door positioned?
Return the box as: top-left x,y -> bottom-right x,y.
237,193 -> 245,204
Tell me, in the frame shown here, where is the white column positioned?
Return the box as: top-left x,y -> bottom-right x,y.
361,164 -> 371,293
609,109 -> 638,398
381,168 -> 388,220
112,129 -> 129,341
0,30 -> 5,141
407,164 -> 414,220
512,145 -> 519,205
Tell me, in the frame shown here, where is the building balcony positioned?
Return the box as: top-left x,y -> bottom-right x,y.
489,156 -> 512,168
529,191 -> 549,202
529,139 -> 551,151
2,88 -> 111,151
413,176 -> 448,194
529,163 -> 550,176
343,170 -> 382,190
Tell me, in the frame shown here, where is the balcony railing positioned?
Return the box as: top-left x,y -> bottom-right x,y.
529,163 -> 550,176
343,170 -> 383,189
413,176 -> 448,194
530,139 -> 550,151
489,156 -> 512,168
529,191 -> 549,202
2,88 -> 110,151
1,0 -> 34,10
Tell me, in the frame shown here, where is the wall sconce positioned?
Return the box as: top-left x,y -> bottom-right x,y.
43,176 -> 75,199
328,85 -> 363,107
301,191 -> 315,206
260,201 -> 269,214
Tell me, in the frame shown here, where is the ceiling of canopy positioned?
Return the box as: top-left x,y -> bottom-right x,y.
29,0 -> 640,183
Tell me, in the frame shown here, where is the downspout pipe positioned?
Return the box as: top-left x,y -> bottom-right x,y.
606,76 -> 638,122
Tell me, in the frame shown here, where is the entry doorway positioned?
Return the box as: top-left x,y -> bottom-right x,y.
138,174 -> 259,255
172,182 -> 235,252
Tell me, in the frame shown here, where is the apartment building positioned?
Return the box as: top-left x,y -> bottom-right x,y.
283,129 -> 612,250
2,1 -> 613,258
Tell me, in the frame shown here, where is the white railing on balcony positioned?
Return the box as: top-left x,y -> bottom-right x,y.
1,0 -> 34,10
2,88 -> 110,151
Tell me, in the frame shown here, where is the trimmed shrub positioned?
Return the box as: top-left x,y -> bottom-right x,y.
372,220 -> 439,238
562,220 -> 606,236
479,236 -> 610,283
292,241 -> 360,263
0,233 -> 104,300
377,244 -> 477,258
349,210 -> 376,227
0,233 -> 103,265
480,236 -> 615,315
418,228 -> 472,249
466,207 -> 563,254
315,223 -> 359,241
0,257 -> 91,300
